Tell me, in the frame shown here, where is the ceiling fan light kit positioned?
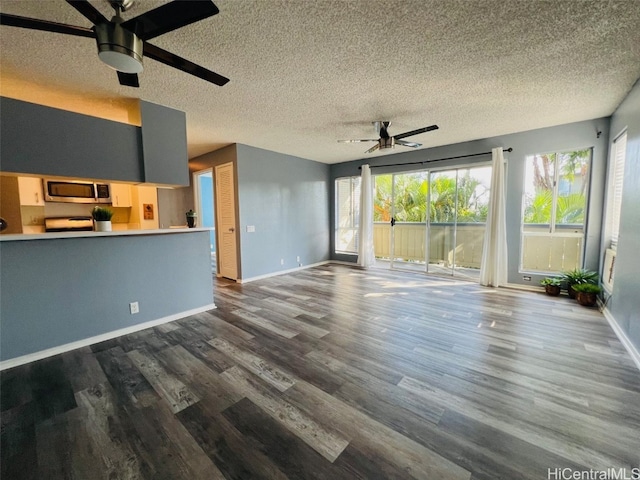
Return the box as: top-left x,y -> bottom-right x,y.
95,21 -> 143,73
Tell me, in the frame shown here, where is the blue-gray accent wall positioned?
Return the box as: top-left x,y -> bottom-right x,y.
140,101 -> 189,186
0,231 -> 214,362
607,79 -> 640,352
235,144 -> 330,280
329,118 -> 610,287
0,97 -> 142,181
0,97 -> 189,186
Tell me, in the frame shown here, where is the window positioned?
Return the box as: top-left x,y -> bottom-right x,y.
521,149 -> 591,273
606,131 -> 627,249
335,176 -> 360,254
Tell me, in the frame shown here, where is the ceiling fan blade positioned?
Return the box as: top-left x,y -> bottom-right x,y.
393,124 -> 439,140
365,143 -> 380,154
117,71 -> 139,87
337,139 -> 378,143
121,0 -> 219,41
143,42 -> 229,86
395,139 -> 422,148
65,0 -> 109,26
0,13 -> 94,38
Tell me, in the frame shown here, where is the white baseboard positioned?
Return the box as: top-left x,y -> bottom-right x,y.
602,306 -> 640,372
237,261 -> 331,283
0,303 -> 217,371
504,282 -> 544,293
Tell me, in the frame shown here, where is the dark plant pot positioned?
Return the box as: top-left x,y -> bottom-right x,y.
576,292 -> 597,307
568,285 -> 577,299
545,285 -> 561,296
186,216 -> 196,228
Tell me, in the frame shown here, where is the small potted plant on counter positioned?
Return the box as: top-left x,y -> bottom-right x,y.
561,268 -> 599,298
92,206 -> 114,232
540,277 -> 562,296
186,209 -> 197,228
572,283 -> 601,307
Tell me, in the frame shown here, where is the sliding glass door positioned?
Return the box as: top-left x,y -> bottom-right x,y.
373,165 -> 491,280
428,166 -> 491,279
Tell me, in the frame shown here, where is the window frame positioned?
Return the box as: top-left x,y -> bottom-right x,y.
605,131 -> 627,250
334,176 -> 361,255
519,148 -> 592,274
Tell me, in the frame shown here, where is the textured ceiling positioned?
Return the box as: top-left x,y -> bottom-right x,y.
1,0 -> 639,164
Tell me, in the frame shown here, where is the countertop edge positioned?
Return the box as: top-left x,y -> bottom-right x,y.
0,227 -> 213,242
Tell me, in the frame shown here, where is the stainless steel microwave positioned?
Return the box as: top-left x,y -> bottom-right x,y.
43,179 -> 111,204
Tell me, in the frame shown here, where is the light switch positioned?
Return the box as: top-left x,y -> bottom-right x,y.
246,225 -> 256,233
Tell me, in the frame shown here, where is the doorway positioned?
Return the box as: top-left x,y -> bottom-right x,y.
373,165 -> 491,280
193,169 -> 216,273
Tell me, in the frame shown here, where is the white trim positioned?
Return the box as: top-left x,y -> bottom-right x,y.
504,282 -> 542,293
602,305 -> 640,372
0,303 -> 217,371
238,261 -> 331,283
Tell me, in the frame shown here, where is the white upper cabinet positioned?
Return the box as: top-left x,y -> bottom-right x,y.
18,177 -> 45,206
111,183 -> 132,207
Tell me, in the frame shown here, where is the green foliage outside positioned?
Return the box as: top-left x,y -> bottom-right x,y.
523,149 -> 590,225
373,171 -> 490,223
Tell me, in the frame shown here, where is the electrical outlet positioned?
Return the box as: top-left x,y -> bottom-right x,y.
280,258 -> 284,266
523,276 -> 531,281
296,256 -> 300,262
129,301 -> 139,314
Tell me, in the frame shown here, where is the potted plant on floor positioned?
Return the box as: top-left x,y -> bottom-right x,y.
540,277 -> 562,296
561,268 -> 599,298
186,209 -> 197,228
572,283 -> 601,307
92,206 -> 114,232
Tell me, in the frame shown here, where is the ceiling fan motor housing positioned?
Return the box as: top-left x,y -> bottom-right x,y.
380,137 -> 395,149
95,21 -> 143,73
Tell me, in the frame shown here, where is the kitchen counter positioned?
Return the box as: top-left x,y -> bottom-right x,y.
0,227 -> 212,242
1,227 -> 215,367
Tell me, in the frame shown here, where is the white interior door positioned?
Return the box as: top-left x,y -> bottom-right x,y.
215,162 -> 238,280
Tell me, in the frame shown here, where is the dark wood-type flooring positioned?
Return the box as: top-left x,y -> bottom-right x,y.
2,264 -> 640,479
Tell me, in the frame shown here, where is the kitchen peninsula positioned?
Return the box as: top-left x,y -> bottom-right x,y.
0,228 -> 215,368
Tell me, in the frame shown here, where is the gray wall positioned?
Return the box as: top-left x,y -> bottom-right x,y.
330,118 -> 610,286
607,79 -> 640,352
1,97 -> 143,181
140,101 -> 189,186
235,144 -> 331,280
0,97 -> 189,186
0,231 -> 213,361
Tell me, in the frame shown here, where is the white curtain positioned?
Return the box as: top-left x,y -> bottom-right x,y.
357,164 -> 375,268
479,147 -> 508,287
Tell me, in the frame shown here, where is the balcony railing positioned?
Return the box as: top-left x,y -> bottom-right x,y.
373,222 -> 485,268
521,224 -> 583,272
371,222 -> 583,273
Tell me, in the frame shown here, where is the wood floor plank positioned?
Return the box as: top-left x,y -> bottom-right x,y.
128,401 -> 226,479
155,344 -> 243,412
222,397 -> 354,480
127,348 -> 200,413
95,346 -> 160,408
283,380 -> 472,480
220,365 -> 349,462
1,402 -> 38,480
68,383 -> 147,479
209,337 -> 296,392
230,308 -> 300,338
177,400 -> 290,480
